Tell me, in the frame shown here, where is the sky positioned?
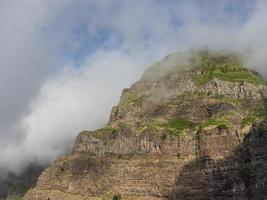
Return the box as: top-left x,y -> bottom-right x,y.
0,0 -> 267,175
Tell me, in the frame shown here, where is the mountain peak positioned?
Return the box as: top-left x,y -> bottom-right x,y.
142,49 -> 265,86
25,50 -> 267,200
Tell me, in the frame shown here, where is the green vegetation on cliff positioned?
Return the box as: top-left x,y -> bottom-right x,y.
80,126 -> 118,139
201,118 -> 231,130
241,112 -> 261,128
191,50 -> 265,85
169,117 -> 194,131
99,126 -> 117,134
167,117 -> 232,135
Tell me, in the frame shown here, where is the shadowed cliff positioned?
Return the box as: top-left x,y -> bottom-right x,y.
169,120 -> 267,200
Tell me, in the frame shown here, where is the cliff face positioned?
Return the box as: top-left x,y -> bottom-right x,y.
169,121 -> 267,200
25,50 -> 267,200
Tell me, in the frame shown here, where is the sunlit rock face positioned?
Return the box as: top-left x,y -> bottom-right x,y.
25,50 -> 267,200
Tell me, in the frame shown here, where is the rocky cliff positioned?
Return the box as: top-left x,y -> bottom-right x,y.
25,50 -> 267,200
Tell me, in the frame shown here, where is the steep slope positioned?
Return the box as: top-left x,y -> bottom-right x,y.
25,50 -> 267,200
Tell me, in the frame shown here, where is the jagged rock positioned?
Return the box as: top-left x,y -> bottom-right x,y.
25,50 -> 267,200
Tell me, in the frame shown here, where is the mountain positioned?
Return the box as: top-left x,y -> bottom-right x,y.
25,50 -> 267,200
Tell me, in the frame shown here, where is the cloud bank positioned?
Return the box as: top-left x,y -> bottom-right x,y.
0,0 -> 267,175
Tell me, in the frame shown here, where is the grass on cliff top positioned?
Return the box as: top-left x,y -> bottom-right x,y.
98,126 -> 117,133
167,117 -> 196,136
138,116 -> 233,136
200,118 -> 231,130
136,117 -> 195,136
191,50 -> 266,85
169,117 -> 194,130
166,117 -> 232,136
79,126 -> 118,139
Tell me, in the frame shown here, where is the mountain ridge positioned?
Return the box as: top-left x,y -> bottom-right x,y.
25,50 -> 267,200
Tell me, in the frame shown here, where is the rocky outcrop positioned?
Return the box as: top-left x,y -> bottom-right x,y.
25,51 -> 267,200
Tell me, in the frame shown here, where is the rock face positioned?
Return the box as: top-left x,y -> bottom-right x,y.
25,50 -> 267,200
169,121 -> 267,200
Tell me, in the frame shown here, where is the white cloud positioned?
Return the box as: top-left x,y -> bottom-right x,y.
0,50 -> 144,174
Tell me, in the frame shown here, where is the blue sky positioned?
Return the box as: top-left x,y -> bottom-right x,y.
0,0 -> 267,175
41,0 -> 257,64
